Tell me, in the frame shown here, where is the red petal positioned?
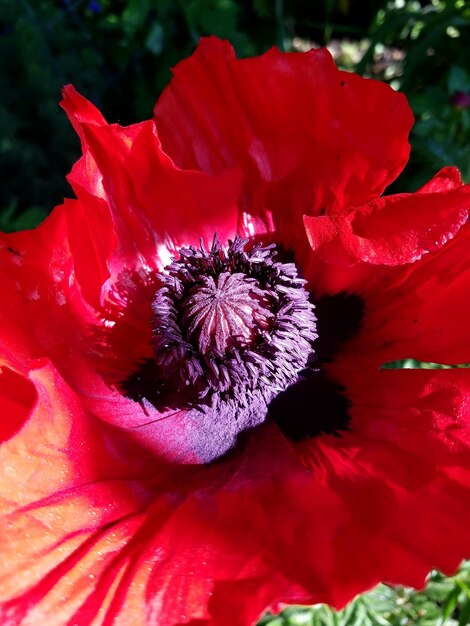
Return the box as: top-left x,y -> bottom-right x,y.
0,367 -> 37,443
1,201 -> 257,465
341,221 -> 470,368
303,167 -> 470,295
0,361 -> 159,624
305,167 -> 469,264
154,37 -> 413,247
0,361 -> 313,625
2,361 -> 470,624
2,49 -> 470,626
61,85 -> 243,269
60,84 -> 107,134
0,378 -> 340,626
0,206 -> 92,366
417,165 -> 464,193
292,368 -> 470,607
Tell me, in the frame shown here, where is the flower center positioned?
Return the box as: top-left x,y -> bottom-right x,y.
151,235 -> 317,406
182,271 -> 272,354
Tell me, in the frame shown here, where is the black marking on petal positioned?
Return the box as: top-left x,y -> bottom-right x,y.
313,292 -> 364,363
268,369 -> 351,441
266,292 -> 361,443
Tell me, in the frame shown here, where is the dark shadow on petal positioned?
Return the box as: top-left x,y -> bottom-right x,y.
92,267 -> 160,388
268,369 -> 350,441
0,367 -> 37,442
121,358 -> 196,412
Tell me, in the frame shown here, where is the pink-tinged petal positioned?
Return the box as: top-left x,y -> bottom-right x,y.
154,37 -> 413,247
0,360 -> 158,623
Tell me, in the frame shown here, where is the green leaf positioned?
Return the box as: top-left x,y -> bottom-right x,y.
440,585 -> 462,622
145,22 -> 164,55
447,65 -> 470,95
122,0 -> 151,36
458,598 -> 470,626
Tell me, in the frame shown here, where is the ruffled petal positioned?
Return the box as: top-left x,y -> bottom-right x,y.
289,368 -> 470,608
303,167 -> 470,296
154,37 -> 413,247
61,85 -> 243,270
0,360 -> 159,625
338,221 -> 470,369
3,360 -> 470,624
0,89 -> 251,462
0,362 -> 327,625
305,167 -> 469,265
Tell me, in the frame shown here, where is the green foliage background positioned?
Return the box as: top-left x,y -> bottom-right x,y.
262,561 -> 470,626
2,0 -> 470,230
1,1 -> 470,624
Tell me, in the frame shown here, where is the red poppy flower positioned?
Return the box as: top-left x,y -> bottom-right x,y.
1,36 -> 470,626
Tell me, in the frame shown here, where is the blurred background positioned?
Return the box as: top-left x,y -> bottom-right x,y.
2,1 -> 470,623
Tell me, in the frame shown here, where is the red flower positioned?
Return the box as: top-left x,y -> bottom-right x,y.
1,37 -> 470,625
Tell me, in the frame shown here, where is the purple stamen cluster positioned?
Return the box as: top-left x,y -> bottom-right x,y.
151,235 -> 317,409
